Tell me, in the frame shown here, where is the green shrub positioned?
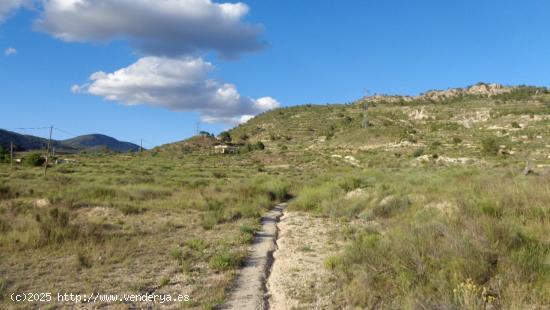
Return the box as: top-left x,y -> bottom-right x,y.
0,185 -> 12,200
209,249 -> 245,271
511,121 -> 521,128
324,255 -> 341,270
291,182 -> 343,211
35,208 -> 104,247
0,146 -> 9,163
481,137 -> 499,156
413,148 -> 425,158
24,153 -> 45,167
186,238 -> 207,252
170,246 -> 183,261
159,276 -> 170,287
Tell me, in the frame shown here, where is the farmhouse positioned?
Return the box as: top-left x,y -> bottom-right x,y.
214,144 -> 239,154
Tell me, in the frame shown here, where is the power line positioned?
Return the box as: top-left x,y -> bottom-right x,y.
8,127 -> 51,130
52,127 -> 83,139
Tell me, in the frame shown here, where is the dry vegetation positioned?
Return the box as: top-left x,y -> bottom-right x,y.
1,84 -> 550,309
0,152 -> 290,309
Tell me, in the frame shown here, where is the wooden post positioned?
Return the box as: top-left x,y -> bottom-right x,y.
44,126 -> 53,176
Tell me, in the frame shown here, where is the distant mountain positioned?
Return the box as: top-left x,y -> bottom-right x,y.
0,129 -> 141,153
0,129 -> 68,152
62,134 -> 141,152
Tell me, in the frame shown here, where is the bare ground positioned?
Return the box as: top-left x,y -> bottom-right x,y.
266,211 -> 340,310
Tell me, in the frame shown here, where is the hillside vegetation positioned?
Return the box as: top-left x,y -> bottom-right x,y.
1,84 -> 549,308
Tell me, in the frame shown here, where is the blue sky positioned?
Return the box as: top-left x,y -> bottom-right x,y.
1,0 -> 550,147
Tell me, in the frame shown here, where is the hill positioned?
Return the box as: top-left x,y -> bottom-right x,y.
61,134 -> 141,152
0,129 -> 68,152
0,129 -> 140,152
225,83 -> 549,164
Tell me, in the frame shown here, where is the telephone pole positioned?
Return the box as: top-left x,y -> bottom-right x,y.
140,139 -> 143,153
362,102 -> 369,128
44,126 -> 53,176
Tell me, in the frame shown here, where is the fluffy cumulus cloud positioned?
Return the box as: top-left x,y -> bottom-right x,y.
35,0 -> 265,58
73,57 -> 280,124
0,0 -> 278,123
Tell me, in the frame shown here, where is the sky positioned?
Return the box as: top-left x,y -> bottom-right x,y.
1,0 -> 550,147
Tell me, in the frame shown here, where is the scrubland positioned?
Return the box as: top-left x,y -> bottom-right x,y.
1,85 -> 550,309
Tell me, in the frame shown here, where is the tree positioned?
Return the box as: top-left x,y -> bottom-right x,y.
199,131 -> 214,138
0,145 -> 8,163
219,131 -> 232,143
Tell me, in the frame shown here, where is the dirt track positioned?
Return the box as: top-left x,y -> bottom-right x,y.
222,203 -> 286,310
223,204 -> 339,310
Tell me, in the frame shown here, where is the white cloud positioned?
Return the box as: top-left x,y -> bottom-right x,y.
73,57 -> 279,124
35,0 -> 265,58
4,47 -> 17,56
0,0 -> 29,23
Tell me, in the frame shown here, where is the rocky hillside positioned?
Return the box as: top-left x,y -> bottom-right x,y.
221,84 -> 549,170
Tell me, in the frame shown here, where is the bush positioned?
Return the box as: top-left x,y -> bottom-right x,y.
0,185 -> 12,200
36,208 -> 104,247
413,148 -> 425,158
209,249 -> 245,271
186,238 -> 207,252
511,121 -> 521,129
0,146 -> 9,163
24,153 -> 45,167
291,183 -> 343,211
481,137 -> 499,156
240,141 -> 266,153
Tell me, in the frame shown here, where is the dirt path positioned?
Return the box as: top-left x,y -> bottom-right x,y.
266,211 -> 340,309
222,203 -> 286,310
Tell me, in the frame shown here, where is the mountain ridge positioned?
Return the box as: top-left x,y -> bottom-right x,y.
0,129 -> 141,152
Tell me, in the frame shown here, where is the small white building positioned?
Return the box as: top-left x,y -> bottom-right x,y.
214,144 -> 239,154
55,158 -> 77,164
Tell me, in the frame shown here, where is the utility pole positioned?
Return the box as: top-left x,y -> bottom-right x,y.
44,126 -> 53,176
362,102 -> 369,128
10,142 -> 13,170
140,139 -> 143,153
